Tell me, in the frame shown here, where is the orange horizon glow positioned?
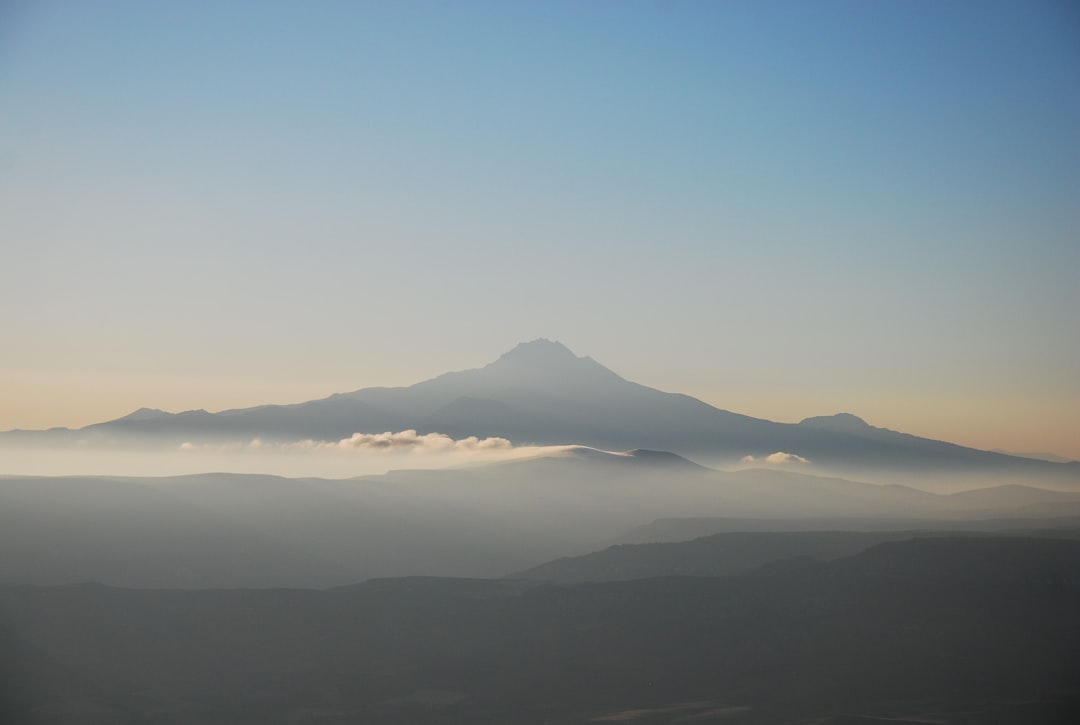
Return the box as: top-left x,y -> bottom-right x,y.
3,367 -> 1077,461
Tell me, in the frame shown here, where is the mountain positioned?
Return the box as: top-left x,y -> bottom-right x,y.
616,513 -> 1080,544
992,448 -> 1077,464
508,527 -> 1080,583
4,452 -> 1080,589
3,537 -> 1079,723
0,475 -> 358,588
4,339 -> 1077,479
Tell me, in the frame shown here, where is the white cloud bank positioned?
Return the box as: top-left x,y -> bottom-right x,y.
171,430 -> 562,477
321,430 -> 511,453
741,451 -> 810,465
181,430 -> 515,455
7,432 -> 557,479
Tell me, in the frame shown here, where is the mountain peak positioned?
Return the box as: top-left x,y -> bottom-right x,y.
485,339 -> 615,377
497,339 -> 578,364
798,413 -> 871,431
404,339 -> 625,401
112,407 -> 169,423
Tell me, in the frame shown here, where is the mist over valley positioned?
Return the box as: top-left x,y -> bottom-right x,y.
3,343 -> 1080,722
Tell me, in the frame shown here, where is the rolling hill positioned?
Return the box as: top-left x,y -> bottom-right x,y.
3,537 -> 1079,723
4,448 -> 1080,588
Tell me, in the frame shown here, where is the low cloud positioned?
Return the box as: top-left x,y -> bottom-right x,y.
179,430 -> 516,456
332,430 -> 511,453
171,430 -> 541,476
741,451 -> 810,465
15,433 -> 553,479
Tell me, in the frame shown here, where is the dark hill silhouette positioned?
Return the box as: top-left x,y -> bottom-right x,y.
616,514 -> 1080,544
798,412 -> 874,433
2,536 -> 1079,723
508,528 -> 1080,583
3,339 -> 1077,479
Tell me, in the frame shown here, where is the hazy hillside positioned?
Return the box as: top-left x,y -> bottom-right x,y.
4,452 -> 1080,588
2,537 -> 1078,724
509,527 -> 1080,582
617,514 -> 1080,544
0,475 -> 355,588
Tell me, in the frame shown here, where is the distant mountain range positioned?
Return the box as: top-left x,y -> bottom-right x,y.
509,527 -> 1080,583
4,339 -> 1077,479
5,448 -> 1080,589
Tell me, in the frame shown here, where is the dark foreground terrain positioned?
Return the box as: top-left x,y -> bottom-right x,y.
2,536 -> 1079,724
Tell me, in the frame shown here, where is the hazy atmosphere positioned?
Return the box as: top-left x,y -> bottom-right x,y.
3,4 -> 1080,723
2,0 -> 1078,459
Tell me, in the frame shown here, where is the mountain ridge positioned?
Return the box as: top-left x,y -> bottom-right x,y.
2,340 -> 1076,480
4,456 -> 1080,589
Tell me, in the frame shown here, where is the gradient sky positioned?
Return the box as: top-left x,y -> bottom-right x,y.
2,1 -> 1078,458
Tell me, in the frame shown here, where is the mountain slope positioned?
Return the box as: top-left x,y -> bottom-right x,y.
508,527 -> 1080,583
3,452 -> 1079,589
3,537 -> 1079,724
0,475 -> 355,588
4,339 -> 1076,478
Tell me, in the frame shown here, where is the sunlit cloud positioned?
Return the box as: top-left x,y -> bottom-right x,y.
3,434 -> 566,479
178,430 -> 522,458
332,430 -> 512,453
741,451 -> 810,465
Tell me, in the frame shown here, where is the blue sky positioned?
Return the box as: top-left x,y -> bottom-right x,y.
1,1 -> 1078,457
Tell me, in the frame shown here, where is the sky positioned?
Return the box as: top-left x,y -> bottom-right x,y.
1,1 -> 1078,459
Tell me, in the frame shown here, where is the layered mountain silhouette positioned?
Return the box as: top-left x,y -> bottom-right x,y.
509,527 -> 1080,583
4,537 -> 1080,723
5,339 -> 1077,478
5,449 -> 1080,588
